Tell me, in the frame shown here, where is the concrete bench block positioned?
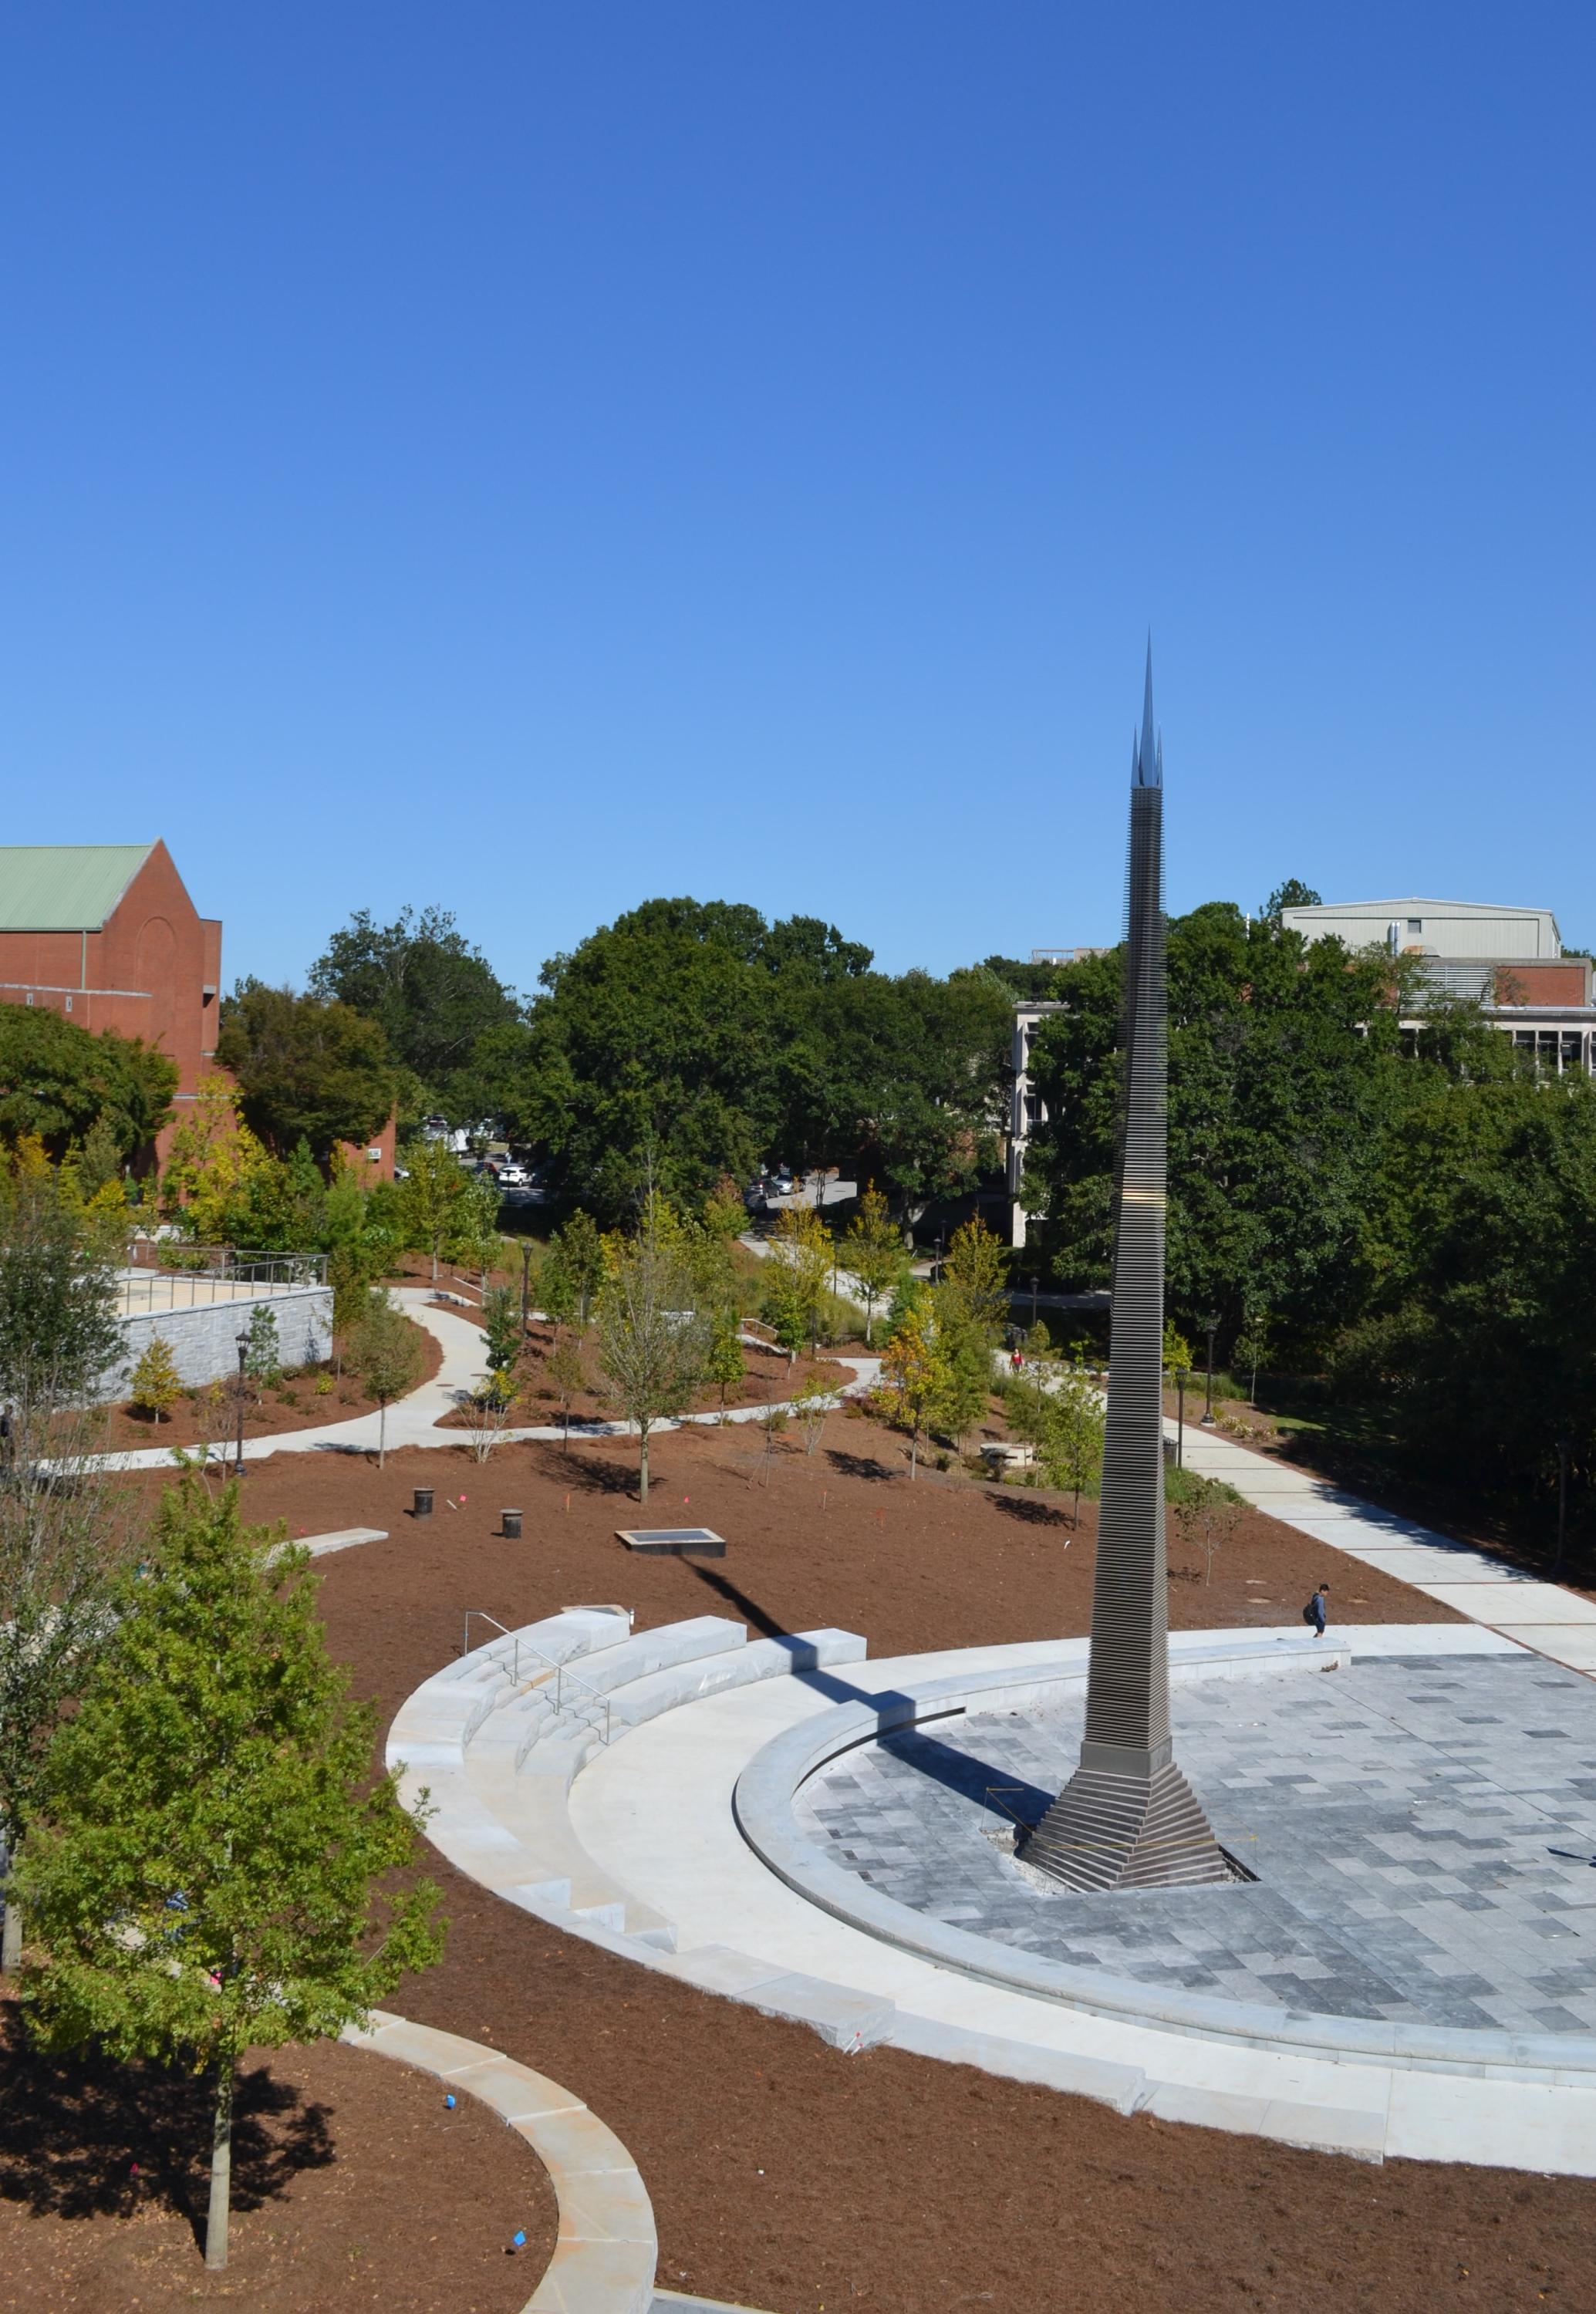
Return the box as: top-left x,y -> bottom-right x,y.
744,1971 -> 895,2050
889,2013 -> 1147,2113
302,1526 -> 387,1557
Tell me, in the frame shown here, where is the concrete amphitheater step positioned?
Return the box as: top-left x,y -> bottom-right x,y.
390,1612 -> 867,1955
466,1627 -> 869,1943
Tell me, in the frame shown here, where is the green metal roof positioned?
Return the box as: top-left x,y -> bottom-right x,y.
0,844 -> 155,931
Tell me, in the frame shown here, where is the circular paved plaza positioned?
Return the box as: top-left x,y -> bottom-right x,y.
795,1653 -> 1596,2037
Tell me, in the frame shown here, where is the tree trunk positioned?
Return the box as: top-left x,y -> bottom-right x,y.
909,1432 -> 918,1479
430,1246 -> 439,1283
638,1423 -> 650,1503
204,2060 -> 235,2270
378,1402 -> 387,1469
2,1864 -> 21,1973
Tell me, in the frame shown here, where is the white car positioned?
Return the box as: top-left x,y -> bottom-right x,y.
497,1164 -> 529,1189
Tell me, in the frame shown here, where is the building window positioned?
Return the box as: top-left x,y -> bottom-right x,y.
1407,918 -> 1422,932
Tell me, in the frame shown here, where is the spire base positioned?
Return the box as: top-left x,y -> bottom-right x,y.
1020,1754 -> 1233,1893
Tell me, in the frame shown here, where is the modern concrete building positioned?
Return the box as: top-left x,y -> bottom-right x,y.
1008,894 -> 1596,1242
1007,1000 -> 1064,1246
1283,894 -> 1596,1071
0,842 -> 221,1161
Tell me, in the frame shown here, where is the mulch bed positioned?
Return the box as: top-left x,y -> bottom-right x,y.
0,1995 -> 551,2312
444,1328 -> 854,1434
97,1324 -> 443,1454
97,1426 -> 1596,2313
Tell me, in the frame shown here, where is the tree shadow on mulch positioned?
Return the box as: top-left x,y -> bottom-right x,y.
986,1493 -> 1076,1530
0,2008 -> 334,2253
524,1440 -> 637,1497
825,1448 -> 899,1484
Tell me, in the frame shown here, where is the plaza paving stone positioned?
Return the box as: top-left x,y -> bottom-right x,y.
794,1655 -> 1596,2035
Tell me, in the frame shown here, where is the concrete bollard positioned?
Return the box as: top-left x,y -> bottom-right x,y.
413,1486 -> 434,1518
501,1509 -> 522,1540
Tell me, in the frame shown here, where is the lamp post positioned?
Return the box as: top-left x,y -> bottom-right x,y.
1200,1314 -> 1220,1429
1176,1368 -> 1188,1468
234,1331 -> 250,1478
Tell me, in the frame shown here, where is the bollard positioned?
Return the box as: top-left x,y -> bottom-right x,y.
413,1486 -> 434,1519
501,1509 -> 522,1540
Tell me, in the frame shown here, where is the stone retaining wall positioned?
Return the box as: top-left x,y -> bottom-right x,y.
103,1286 -> 333,1400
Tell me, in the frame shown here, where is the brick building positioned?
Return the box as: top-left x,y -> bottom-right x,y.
0,842 -> 221,1162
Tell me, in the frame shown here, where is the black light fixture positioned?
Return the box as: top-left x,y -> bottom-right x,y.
234,1330 -> 250,1477
1200,1314 -> 1220,1428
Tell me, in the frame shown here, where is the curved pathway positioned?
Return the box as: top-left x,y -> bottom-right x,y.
85,1290 -> 881,1472
345,2008 -> 657,2312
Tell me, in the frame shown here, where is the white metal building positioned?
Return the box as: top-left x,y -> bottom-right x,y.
1280,897 -> 1562,960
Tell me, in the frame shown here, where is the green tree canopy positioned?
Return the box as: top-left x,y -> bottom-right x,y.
216,982 -> 398,1161
1336,1071 -> 1596,1486
309,906 -> 519,1116
506,899 -> 1011,1226
1024,906 -> 1510,1353
1260,879 -> 1323,919
0,1003 -> 177,1160
16,1478 -> 443,2269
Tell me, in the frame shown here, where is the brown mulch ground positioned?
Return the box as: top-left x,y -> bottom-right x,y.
102,1424 -> 1596,2314
0,1996 -> 552,2312
97,1324 -> 443,1454
84,1424 -> 1596,2312
448,1328 -> 854,1434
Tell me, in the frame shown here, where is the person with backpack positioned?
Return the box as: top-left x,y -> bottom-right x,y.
1303,1582 -> 1329,1638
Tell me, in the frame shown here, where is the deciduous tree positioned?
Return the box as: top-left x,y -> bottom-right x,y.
881,1303 -> 951,1479
396,1140 -> 472,1283
348,1293 -> 427,1466
15,1478 -> 444,2270
595,1196 -> 709,1502
842,1183 -> 900,1346
216,983 -> 397,1161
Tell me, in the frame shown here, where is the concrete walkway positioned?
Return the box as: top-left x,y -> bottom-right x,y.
83,1290 -> 881,1473
346,2008 -> 657,2312
1175,1418 -> 1596,1677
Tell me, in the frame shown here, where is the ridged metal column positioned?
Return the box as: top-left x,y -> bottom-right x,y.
1021,649 -> 1230,1893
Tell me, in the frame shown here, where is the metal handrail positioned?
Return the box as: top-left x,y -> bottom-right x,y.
462,1610 -> 519,1683
459,1612 -> 612,1742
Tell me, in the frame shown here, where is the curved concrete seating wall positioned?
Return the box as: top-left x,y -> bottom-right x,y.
389,1608 -> 867,1951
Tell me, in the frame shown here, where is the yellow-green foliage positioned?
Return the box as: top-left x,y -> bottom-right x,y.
130,1336 -> 183,1422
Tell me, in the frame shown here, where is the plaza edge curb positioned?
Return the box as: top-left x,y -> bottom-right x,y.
342,2007 -> 656,2314
731,1655 -> 1596,2084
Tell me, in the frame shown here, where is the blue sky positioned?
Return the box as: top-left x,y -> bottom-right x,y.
3,5 -> 1591,993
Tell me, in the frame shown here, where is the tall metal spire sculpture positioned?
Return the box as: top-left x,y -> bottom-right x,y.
1021,646 -> 1230,1892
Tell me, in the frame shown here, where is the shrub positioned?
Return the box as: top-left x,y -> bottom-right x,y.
129,1336 -> 182,1423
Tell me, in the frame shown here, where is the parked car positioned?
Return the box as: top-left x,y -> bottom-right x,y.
497,1163 -> 529,1188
